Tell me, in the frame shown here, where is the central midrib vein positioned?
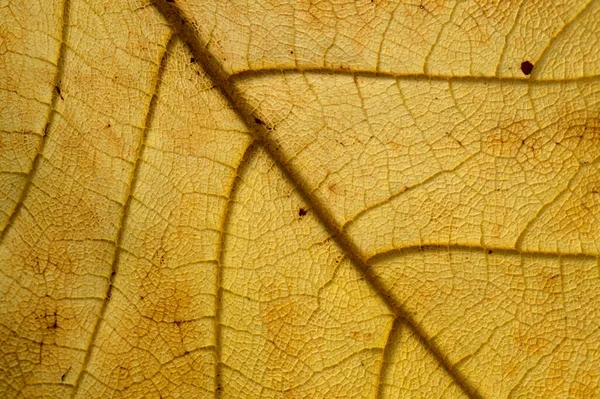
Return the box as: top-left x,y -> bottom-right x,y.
152,1 -> 483,397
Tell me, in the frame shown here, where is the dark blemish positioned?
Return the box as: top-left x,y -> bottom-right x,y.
106,285 -> 113,300
55,85 -> 64,100
520,61 -> 534,75
298,208 -> 307,217
61,367 -> 70,382
107,123 -> 111,128
190,57 -> 195,63
254,117 -> 264,125
419,4 -> 425,10
488,250 -> 493,254
48,311 -> 58,330
289,50 -> 294,55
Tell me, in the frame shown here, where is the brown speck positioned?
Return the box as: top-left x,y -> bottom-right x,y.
488,250 -> 493,254
55,85 -> 64,100
520,61 -> 534,75
254,117 -> 264,125
190,57 -> 195,63
298,208 -> 307,217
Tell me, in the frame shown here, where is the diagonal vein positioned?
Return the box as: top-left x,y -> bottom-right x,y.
531,0 -> 597,80
375,316 -> 401,399
0,0 -> 70,247
213,143 -> 256,398
152,1 -> 483,397
70,34 -> 175,398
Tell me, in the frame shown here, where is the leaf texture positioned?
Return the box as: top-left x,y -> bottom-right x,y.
1,0 -> 599,398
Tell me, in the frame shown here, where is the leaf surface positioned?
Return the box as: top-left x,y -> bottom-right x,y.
1,0 -> 599,398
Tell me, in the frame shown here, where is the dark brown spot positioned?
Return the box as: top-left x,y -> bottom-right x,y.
488,250 -> 493,254
254,117 -> 264,125
190,57 -> 195,63
520,61 -> 534,75
298,208 -> 307,217
55,85 -> 64,100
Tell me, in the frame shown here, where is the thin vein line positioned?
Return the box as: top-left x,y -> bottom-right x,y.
70,34 -> 174,398
0,0 -> 70,246
367,243 -> 599,264
423,0 -> 458,75
515,153 -> 600,250
342,151 -> 479,232
494,0 -> 526,76
229,67 -> 600,85
213,143 -> 256,398
152,2 -> 483,397
375,316 -> 401,399
530,0 -> 596,80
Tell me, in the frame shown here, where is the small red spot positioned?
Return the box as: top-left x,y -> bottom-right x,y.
520,61 -> 534,75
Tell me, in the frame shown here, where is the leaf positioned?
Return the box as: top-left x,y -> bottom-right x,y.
1,0 -> 599,398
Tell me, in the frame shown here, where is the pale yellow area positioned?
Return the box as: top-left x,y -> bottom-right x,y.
534,0 -> 600,79
175,0 -> 594,78
0,0 -> 171,395
379,320 -> 468,398
1,0 -> 600,398
236,74 -> 600,257
72,38 -> 253,398
371,248 -> 600,398
0,0 -> 62,231
221,147 -> 393,397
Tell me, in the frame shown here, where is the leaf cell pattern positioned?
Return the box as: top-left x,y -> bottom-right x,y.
1,0 -> 599,398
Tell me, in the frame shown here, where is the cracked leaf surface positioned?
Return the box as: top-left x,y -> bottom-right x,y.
1,0 -> 599,398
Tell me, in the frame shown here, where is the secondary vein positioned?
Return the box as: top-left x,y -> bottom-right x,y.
70,33 -> 175,398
